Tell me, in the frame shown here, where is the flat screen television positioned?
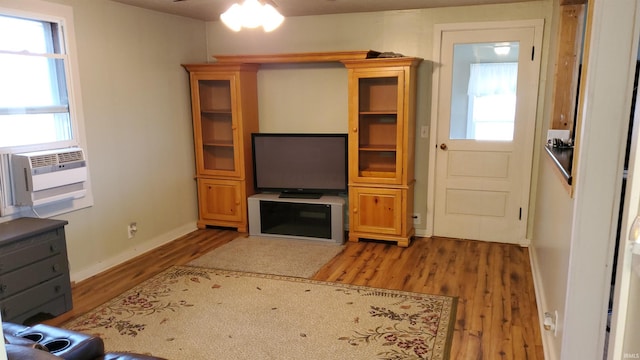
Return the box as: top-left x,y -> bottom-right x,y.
251,133 -> 348,198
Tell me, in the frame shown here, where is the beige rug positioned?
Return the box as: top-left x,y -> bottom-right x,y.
62,266 -> 457,360
186,235 -> 345,278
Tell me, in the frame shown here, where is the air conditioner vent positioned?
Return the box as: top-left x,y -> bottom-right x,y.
28,150 -> 84,168
30,154 -> 58,168
58,150 -> 84,164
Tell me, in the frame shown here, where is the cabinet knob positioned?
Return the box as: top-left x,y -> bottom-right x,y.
0,284 -> 6,293
352,127 -> 358,133
353,208 -> 358,213
52,263 -> 60,272
54,285 -> 61,293
50,244 -> 59,252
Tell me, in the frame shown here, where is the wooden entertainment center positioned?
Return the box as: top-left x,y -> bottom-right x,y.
183,51 -> 421,246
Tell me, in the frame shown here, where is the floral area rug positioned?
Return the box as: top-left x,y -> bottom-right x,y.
62,266 -> 457,360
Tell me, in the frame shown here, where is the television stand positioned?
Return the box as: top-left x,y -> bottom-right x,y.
278,191 -> 322,199
248,193 -> 345,244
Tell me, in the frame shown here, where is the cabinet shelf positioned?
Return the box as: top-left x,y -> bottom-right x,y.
359,111 -> 397,115
202,110 -> 232,115
203,141 -> 234,147
359,145 -> 396,152
360,168 -> 396,178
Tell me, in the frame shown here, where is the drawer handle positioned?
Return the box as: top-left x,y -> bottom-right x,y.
0,284 -> 6,293
54,285 -> 61,293
52,264 -> 60,272
50,244 -> 59,252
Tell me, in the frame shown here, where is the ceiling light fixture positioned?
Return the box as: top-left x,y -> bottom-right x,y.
493,43 -> 511,56
220,0 -> 284,32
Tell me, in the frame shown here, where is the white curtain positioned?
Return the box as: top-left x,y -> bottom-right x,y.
468,62 -> 518,96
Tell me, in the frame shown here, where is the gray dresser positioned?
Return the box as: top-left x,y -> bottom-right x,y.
0,217 -> 72,324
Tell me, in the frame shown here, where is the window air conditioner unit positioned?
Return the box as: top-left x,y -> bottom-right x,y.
12,148 -> 88,207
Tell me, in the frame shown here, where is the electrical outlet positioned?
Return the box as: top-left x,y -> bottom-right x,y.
412,213 -> 421,225
127,222 -> 137,239
543,310 -> 559,337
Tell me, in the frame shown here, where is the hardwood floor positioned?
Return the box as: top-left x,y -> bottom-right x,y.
45,228 -> 544,359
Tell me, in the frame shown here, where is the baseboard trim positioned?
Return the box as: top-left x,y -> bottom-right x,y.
416,229 -> 431,237
529,245 -> 557,360
69,221 -> 198,283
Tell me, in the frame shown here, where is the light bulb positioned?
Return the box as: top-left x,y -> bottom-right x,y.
220,0 -> 284,32
220,4 -> 243,32
261,4 -> 284,32
240,0 -> 263,29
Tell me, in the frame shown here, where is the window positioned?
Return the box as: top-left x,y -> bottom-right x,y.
467,62 -> 518,141
0,0 -> 91,217
0,14 -> 74,149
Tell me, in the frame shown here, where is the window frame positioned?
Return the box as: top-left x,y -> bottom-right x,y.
0,0 -> 91,217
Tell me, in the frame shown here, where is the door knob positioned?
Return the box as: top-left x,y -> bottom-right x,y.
439,143 -> 448,150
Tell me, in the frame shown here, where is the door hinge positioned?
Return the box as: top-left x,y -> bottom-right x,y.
531,46 -> 535,61
519,207 -> 523,220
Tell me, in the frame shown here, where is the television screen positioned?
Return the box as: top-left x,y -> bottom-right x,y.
252,133 -> 348,198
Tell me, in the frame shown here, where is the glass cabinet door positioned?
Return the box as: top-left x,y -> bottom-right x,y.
195,77 -> 239,176
352,71 -> 404,184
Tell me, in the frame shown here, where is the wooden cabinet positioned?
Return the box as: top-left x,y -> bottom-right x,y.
342,57 -> 421,247
183,64 -> 259,232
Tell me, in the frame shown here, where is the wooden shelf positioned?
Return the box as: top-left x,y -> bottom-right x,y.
360,111 -> 397,115
202,110 -> 232,115
212,50 -> 379,64
359,145 -> 396,152
342,57 -> 422,68
360,169 -> 396,178
203,141 -> 234,147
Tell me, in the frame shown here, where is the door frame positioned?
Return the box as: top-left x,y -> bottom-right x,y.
607,3 -> 640,357
426,19 -> 544,243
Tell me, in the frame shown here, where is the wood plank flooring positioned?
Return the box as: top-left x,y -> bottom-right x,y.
44,228 -> 544,359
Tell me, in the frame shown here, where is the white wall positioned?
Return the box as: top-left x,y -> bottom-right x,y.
532,0 -> 640,359
17,0 -> 209,280
205,1 -> 553,238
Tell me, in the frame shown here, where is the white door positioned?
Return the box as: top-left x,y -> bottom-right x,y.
430,21 -> 543,244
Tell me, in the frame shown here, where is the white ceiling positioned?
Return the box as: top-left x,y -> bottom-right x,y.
110,0 -> 537,22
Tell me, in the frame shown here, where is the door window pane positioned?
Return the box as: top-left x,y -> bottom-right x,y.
450,42 -> 519,141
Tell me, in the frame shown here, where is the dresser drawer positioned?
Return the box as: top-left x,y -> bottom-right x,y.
0,275 -> 72,323
0,229 -> 66,275
0,254 -> 70,300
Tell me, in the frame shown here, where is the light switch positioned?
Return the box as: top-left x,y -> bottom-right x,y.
421,125 -> 429,138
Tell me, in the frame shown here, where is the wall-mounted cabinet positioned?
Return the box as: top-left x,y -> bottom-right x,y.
343,57 -> 421,247
183,64 -> 259,232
